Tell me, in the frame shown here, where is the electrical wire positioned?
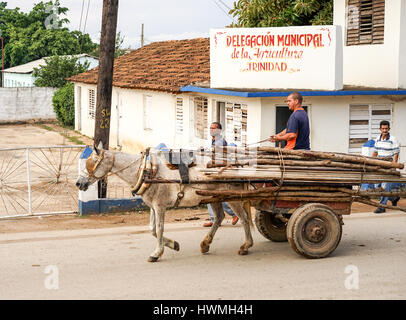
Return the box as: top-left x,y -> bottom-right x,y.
82,0 -> 91,35
210,0 -> 234,21
78,0 -> 85,32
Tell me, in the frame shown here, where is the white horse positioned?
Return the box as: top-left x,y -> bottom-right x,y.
76,143 -> 254,262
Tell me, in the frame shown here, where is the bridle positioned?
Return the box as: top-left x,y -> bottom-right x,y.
86,149 -> 115,180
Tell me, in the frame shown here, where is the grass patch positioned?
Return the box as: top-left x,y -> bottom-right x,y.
35,122 -> 86,145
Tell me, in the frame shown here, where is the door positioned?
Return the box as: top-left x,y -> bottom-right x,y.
275,106 -> 308,148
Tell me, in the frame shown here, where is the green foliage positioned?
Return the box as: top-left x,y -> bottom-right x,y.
90,31 -> 128,59
33,55 -> 89,88
230,0 -> 333,27
52,82 -> 74,126
0,1 -> 97,69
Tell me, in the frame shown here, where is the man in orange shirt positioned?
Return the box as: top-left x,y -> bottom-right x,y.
270,92 -> 310,150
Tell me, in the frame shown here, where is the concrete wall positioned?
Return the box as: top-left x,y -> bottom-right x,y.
0,87 -> 57,122
334,0 -> 405,88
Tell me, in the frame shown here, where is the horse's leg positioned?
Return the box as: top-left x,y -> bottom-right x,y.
148,205 -> 180,262
200,202 -> 225,253
150,208 -> 179,252
227,202 -> 254,255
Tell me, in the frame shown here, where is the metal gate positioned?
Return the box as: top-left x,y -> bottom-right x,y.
0,145 -> 86,218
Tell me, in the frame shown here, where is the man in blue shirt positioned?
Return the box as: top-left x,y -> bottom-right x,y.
203,122 -> 239,227
270,92 -> 310,150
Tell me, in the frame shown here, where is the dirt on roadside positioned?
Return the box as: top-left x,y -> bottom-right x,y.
1,200 -> 404,234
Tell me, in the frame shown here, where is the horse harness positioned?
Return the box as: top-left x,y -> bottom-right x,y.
86,148 -> 195,206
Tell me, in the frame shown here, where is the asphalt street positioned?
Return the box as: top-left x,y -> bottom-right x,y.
0,211 -> 405,300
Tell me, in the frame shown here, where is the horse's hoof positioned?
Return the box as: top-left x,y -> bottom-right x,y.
148,256 -> 159,262
200,242 -> 210,254
238,249 -> 249,255
174,241 -> 180,251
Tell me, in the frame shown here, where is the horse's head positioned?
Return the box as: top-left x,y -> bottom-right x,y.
76,141 -> 115,191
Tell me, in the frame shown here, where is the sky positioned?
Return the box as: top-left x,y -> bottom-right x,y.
11,0 -> 237,48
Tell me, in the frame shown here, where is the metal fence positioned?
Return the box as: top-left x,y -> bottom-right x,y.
0,145 -> 134,218
0,145 -> 85,218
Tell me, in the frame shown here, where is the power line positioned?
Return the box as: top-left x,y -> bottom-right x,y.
83,0 -> 91,35
78,0 -> 85,32
218,0 -> 232,11
210,0 -> 233,21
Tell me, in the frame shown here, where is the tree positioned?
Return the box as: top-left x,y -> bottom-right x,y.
52,82 -> 74,126
0,1 -> 97,69
229,0 -> 333,27
32,55 -> 89,88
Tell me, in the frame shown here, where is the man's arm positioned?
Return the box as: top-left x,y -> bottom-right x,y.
270,131 -> 297,142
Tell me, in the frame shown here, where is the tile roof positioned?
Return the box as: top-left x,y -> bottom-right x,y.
68,38 -> 210,93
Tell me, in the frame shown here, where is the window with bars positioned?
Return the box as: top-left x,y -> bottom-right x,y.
175,97 -> 184,135
346,0 -> 385,46
349,104 -> 392,154
194,96 -> 208,139
88,89 -> 95,120
225,102 -> 248,146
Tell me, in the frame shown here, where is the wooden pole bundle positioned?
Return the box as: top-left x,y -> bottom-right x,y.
212,146 -> 404,170
189,146 -> 406,211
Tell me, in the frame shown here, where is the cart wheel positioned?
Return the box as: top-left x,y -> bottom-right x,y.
287,203 -> 342,259
255,210 -> 287,242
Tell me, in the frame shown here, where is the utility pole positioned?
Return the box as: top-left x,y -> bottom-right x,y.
141,23 -> 144,47
94,0 -> 119,198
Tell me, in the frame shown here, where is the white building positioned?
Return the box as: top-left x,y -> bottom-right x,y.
3,54 -> 99,88
69,0 -> 406,163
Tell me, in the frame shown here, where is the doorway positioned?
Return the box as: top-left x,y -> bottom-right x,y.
275,106 -> 308,148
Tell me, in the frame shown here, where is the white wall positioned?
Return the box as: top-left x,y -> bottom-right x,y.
334,0 -> 405,88
0,87 -> 56,122
398,0 -> 406,89
260,94 -> 406,155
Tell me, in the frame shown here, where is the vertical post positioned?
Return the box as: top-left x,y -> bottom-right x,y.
141,23 -> 144,47
26,148 -> 32,215
94,0 -> 119,198
1,37 -> 4,87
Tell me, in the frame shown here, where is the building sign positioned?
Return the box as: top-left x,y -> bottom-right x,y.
210,26 -> 343,90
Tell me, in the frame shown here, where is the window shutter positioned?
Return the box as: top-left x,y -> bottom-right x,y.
349,104 -> 392,154
88,89 -> 95,120
194,97 -> 208,139
225,102 -> 248,146
175,97 -> 184,135
346,0 -> 385,46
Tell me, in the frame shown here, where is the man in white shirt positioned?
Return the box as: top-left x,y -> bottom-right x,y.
372,120 -> 401,214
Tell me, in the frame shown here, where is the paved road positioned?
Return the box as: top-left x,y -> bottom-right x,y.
0,212 -> 405,300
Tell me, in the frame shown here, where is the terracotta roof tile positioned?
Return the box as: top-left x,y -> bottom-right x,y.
69,38 -> 210,93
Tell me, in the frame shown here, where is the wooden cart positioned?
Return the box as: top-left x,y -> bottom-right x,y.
253,183 -> 352,259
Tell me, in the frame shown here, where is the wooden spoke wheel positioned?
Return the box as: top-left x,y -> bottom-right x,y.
255,210 -> 288,242
287,203 -> 343,259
